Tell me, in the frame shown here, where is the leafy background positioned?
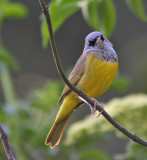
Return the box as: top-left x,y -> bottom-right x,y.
0,0 -> 147,159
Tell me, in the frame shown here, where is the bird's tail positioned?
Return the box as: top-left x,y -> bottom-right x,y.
45,113 -> 72,149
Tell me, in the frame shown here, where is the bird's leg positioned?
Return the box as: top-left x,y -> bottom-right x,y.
78,96 -> 104,117
78,96 -> 95,116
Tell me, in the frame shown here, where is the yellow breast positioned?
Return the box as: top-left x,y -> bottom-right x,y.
77,52 -> 118,98
56,52 -> 118,121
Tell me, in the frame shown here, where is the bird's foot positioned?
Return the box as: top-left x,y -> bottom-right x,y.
91,98 -> 104,118
78,96 -> 104,117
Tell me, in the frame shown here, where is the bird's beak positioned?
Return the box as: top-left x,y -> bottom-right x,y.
96,37 -> 102,46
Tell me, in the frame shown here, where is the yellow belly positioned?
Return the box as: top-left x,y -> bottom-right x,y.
78,53 -> 118,98
56,52 -> 118,121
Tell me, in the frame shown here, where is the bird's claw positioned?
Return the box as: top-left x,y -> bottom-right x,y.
91,98 -> 104,118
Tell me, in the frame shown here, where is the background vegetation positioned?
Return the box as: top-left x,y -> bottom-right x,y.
0,0 -> 147,159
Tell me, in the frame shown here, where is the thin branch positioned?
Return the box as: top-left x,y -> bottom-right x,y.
39,0 -> 83,96
0,123 -> 15,160
39,0 -> 147,147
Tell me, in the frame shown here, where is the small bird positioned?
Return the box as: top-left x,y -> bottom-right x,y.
45,31 -> 118,148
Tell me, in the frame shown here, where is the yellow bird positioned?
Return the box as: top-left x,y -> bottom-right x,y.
45,31 -> 118,148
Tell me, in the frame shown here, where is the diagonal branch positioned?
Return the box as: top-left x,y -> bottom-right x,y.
39,0 -> 147,147
0,123 -> 15,160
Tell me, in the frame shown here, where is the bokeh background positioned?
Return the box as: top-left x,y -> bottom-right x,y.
2,0 -> 147,97
0,0 -> 147,160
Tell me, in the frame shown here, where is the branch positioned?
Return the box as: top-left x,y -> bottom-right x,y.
0,123 -> 15,160
39,0 -> 147,147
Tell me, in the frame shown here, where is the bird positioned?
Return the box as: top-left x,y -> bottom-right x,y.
45,31 -> 118,149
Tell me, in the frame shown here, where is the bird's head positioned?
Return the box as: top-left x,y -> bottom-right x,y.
83,31 -> 113,53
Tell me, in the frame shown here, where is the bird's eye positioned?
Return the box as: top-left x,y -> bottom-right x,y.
100,35 -> 104,41
88,38 -> 97,46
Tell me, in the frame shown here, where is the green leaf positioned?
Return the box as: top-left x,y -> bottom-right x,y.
81,0 -> 100,30
81,0 -> 116,37
0,46 -> 19,69
1,2 -> 28,19
126,0 -> 147,21
98,0 -> 116,37
41,0 -> 80,47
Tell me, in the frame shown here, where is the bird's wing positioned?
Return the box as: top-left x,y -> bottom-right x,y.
58,53 -> 87,104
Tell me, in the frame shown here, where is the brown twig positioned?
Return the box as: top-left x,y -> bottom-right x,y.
39,0 -> 147,147
0,123 -> 15,160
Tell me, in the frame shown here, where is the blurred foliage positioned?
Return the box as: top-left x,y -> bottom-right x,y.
0,45 -> 18,69
0,0 -> 147,160
0,0 -> 28,28
0,0 -> 27,105
65,94 -> 147,144
111,74 -> 130,92
65,94 -> 147,159
116,142 -> 147,160
41,0 -> 80,47
0,79 -> 109,160
1,81 -> 147,159
126,0 -> 147,21
41,0 -> 147,47
81,0 -> 116,37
